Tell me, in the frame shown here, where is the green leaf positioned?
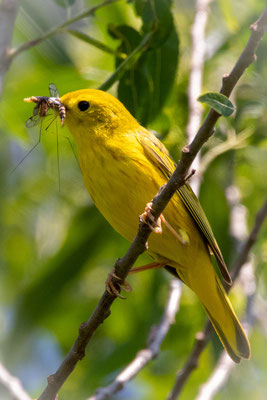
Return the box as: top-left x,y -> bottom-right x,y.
109,24 -> 179,125
198,92 -> 235,117
138,0 -> 174,48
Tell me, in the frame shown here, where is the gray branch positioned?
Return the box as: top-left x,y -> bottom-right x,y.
0,362 -> 31,400
0,0 -> 19,97
38,4 -> 267,400
87,280 -> 182,400
167,196 -> 267,400
186,0 -> 214,193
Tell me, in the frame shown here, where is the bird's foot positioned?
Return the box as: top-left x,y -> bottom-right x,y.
105,269 -> 132,299
140,202 -> 188,246
140,202 -> 163,234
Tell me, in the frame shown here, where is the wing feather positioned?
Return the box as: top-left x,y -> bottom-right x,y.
137,130 -> 232,285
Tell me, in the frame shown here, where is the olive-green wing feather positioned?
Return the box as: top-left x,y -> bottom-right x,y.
137,131 -> 232,285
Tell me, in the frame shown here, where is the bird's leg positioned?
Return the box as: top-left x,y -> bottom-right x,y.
105,269 -> 132,299
140,202 -> 188,245
129,262 -> 166,274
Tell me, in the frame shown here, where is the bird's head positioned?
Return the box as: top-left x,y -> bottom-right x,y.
60,89 -> 139,140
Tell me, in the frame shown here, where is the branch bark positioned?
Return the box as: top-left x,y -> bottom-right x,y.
194,184 -> 258,400
8,0 -> 120,60
37,4 -> 267,400
87,280 -> 182,400
186,0 -> 214,194
0,362 -> 32,400
0,0 -> 19,97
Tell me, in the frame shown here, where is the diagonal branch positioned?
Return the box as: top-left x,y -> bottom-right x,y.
199,128 -> 253,175
0,0 -> 19,97
166,196 -> 267,400
194,184 -> 258,400
195,268 -> 256,400
87,280 -> 182,400
38,4 -> 267,400
0,362 -> 32,400
186,0 -> 214,194
98,31 -> 154,92
8,0 -> 120,60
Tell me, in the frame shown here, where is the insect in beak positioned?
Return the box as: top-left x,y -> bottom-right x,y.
24,83 -> 66,127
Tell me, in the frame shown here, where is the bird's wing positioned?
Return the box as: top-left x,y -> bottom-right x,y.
137,131 -> 232,285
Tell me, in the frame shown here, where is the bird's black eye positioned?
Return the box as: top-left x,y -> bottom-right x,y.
78,101 -> 90,111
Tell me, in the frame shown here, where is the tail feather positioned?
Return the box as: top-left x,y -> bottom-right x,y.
184,262 -> 251,363
203,275 -> 250,362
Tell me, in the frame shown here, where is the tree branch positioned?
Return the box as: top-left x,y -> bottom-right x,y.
194,184 -> 258,400
8,0 -> 120,60
98,31 -> 154,92
87,280 -> 182,400
199,128 -> 253,175
186,0 -> 214,194
0,362 -> 32,400
195,347 -> 237,400
166,196 -> 267,400
37,4 -> 267,400
0,0 -> 19,97
195,273 -> 256,400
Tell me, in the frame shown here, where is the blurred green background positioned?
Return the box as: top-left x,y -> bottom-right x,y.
0,0 -> 266,399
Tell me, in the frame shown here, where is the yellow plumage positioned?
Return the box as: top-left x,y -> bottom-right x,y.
60,89 -> 250,363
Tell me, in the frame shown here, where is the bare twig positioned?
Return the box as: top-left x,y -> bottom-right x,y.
194,184 -> 258,400
167,196 -> 267,400
0,0 -> 19,97
98,31 -> 154,92
0,362 -> 32,400
195,270 -> 255,400
8,0 -> 120,59
199,128 -> 253,175
195,348 -> 236,400
230,197 -> 267,282
87,280 -> 182,400
63,29 -> 126,59
38,5 -> 267,400
186,0 -> 213,193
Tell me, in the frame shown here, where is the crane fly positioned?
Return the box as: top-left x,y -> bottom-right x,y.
13,83 -> 66,180
22,84 -> 79,190
24,83 -> 66,127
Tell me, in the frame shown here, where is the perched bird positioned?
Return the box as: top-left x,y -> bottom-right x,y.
56,89 -> 251,362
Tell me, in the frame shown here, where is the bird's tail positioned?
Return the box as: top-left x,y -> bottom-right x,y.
204,275 -> 250,362
188,269 -> 250,363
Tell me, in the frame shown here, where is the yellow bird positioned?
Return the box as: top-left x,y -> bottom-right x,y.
58,89 -> 250,363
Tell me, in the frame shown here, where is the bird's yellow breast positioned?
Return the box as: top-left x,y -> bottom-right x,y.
69,122 -> 209,273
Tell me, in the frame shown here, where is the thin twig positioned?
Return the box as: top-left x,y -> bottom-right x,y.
186,0 -> 213,194
98,31 -> 154,91
230,197 -> 267,282
195,284 -> 255,400
87,280 -> 182,400
199,128 -> 253,175
194,184 -> 257,400
167,197 -> 267,400
38,5 -> 267,400
0,362 -> 32,400
0,0 -> 19,97
9,0 -> 120,59
63,29 -> 126,59
195,345 -> 236,400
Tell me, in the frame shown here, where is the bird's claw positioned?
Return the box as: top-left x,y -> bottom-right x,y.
105,270 -> 132,299
140,202 -> 188,246
140,202 -> 163,234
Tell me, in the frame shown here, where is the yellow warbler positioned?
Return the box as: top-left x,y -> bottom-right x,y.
47,89 -> 251,362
